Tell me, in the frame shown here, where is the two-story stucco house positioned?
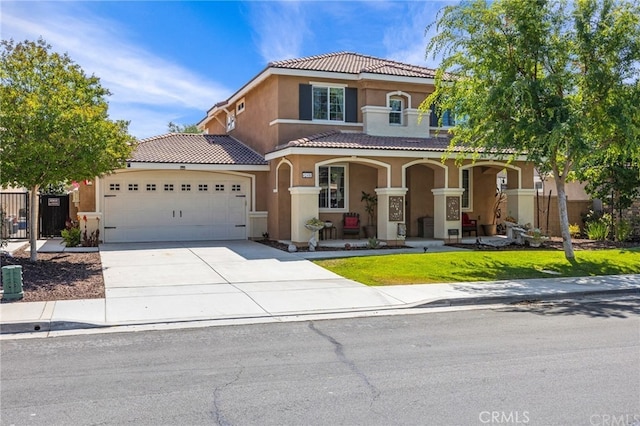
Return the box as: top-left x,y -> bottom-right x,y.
77,52 -> 537,245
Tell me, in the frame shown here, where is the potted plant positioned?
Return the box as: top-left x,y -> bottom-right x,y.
361,191 -> 377,238
305,217 -> 325,232
482,188 -> 505,236
524,228 -> 548,247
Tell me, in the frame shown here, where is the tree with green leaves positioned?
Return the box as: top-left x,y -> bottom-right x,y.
167,121 -> 201,134
0,39 -> 135,261
579,153 -> 640,217
423,0 -> 640,260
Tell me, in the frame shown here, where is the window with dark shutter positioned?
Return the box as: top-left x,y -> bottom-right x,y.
345,87 -> 358,123
299,84 -> 312,120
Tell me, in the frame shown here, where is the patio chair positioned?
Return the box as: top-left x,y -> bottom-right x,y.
342,212 -> 360,238
462,213 -> 478,237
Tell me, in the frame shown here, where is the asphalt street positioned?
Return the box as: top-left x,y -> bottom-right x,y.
1,298 -> 639,426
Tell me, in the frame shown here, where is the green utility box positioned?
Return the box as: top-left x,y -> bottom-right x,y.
2,265 -> 24,301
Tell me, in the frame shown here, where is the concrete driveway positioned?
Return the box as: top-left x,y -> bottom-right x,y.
98,240 -> 404,324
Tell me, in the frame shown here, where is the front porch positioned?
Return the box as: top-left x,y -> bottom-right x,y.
267,139 -> 536,246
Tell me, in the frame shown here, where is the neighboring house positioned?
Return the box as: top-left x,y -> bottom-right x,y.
78,52 -> 538,245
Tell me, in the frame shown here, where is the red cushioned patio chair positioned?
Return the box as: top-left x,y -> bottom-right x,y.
342,212 -> 360,238
462,213 -> 478,237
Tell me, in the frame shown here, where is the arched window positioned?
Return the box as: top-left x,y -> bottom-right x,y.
389,96 -> 403,125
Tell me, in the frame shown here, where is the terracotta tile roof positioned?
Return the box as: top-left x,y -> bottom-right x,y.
269,52 -> 437,79
131,133 -> 267,165
275,130 -> 456,153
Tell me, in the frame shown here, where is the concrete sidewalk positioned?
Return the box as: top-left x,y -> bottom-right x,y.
1,240 -> 639,335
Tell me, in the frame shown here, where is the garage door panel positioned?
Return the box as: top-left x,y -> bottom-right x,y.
103,172 -> 249,243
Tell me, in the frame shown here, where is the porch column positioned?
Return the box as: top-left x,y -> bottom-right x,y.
375,187 -> 408,242
431,188 -> 465,239
289,186 -> 321,244
505,189 -> 537,228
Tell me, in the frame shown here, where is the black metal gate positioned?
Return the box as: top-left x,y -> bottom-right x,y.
40,194 -> 69,237
0,192 -> 30,240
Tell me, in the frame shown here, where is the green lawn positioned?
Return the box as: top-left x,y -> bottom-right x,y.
314,248 -> 640,286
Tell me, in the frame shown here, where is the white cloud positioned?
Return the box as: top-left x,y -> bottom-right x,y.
248,1 -> 309,63
383,1 -> 456,68
0,3 -> 230,138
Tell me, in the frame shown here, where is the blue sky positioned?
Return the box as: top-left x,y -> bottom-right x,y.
2,1 -> 456,139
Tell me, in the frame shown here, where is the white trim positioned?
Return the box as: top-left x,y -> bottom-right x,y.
289,186 -> 322,195
460,161 -> 522,189
226,112 -> 236,131
388,97 -> 404,126
401,159 -> 449,189
94,176 -> 101,213
375,187 -> 408,196
311,84 -> 345,122
309,81 -> 348,88
316,163 -> 349,212
274,158 -> 293,193
360,105 -> 390,113
316,156 -> 391,188
431,188 -> 464,196
386,90 -> 412,109
268,118 -> 364,127
504,189 -> 537,196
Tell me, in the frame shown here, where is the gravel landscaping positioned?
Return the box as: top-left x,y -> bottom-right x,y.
1,249 -> 104,303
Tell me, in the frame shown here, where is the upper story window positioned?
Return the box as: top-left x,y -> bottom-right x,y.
227,113 -> 236,131
299,84 -> 357,123
313,86 -> 344,121
389,97 -> 403,125
319,165 -> 346,210
236,98 -> 245,115
430,104 -> 455,127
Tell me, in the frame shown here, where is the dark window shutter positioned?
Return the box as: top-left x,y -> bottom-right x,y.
345,87 -> 358,123
429,104 -> 438,127
299,84 -> 312,120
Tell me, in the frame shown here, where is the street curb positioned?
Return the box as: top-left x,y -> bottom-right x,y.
414,288 -> 640,308
2,288 -> 638,336
0,320 -> 112,335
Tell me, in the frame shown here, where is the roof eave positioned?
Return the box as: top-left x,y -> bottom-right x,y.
125,162 -> 270,171
265,146 -> 528,162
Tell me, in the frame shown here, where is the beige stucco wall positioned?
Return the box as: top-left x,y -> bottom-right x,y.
77,180 -> 96,212
542,177 -> 590,200
227,76 -> 279,155
204,73 -> 439,153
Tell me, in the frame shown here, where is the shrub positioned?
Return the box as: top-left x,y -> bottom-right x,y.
367,237 -> 380,249
61,226 -> 81,247
568,223 -> 581,238
585,220 -> 609,240
615,219 -> 633,242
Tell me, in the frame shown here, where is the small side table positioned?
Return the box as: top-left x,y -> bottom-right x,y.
320,226 -> 337,240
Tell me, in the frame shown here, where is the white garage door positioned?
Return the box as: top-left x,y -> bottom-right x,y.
102,171 -> 249,243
